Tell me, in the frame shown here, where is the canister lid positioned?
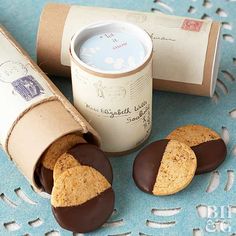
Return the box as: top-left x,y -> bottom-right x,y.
70,21 -> 153,75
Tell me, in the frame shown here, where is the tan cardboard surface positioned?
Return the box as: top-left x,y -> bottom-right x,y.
37,3 -> 70,76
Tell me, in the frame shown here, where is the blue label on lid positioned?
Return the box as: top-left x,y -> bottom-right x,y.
78,32 -> 146,72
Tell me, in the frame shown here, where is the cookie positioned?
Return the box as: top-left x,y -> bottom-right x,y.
68,143 -> 113,183
166,124 -> 227,174
53,144 -> 113,184
53,153 -> 81,181
51,165 -> 115,233
133,139 -> 197,196
38,134 -> 86,193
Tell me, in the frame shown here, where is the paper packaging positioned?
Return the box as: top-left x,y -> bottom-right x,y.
70,21 -> 153,153
0,25 -> 100,191
37,3 -> 222,97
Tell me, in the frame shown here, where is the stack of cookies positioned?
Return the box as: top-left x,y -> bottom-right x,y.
36,134 -> 115,233
133,124 -> 227,196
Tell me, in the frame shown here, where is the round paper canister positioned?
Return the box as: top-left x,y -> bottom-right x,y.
70,21 -> 153,153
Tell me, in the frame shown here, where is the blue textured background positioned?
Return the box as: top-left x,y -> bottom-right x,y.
1,0 -> 236,235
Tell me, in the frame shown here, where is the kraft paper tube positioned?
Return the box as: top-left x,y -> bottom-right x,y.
37,3 -> 222,97
0,25 -> 100,190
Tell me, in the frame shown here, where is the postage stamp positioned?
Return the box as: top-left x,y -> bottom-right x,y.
181,19 -> 203,32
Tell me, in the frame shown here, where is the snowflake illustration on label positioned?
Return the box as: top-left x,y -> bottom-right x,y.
0,61 -> 45,101
79,47 -> 100,67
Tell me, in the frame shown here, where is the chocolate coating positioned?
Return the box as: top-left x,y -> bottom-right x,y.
192,139 -> 227,174
68,143 -> 113,184
52,187 -> 115,233
37,143 -> 112,194
133,139 -> 169,193
37,164 -> 53,194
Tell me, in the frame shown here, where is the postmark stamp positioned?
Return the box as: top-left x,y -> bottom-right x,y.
181,19 -> 203,32
0,61 -> 45,101
11,75 -> 45,101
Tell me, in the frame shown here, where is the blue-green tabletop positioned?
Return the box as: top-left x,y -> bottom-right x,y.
1,0 -> 236,235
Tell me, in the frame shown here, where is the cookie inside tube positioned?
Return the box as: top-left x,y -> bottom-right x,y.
53,153 -> 81,181
133,139 -> 197,196
53,143 -> 113,184
37,133 -> 86,193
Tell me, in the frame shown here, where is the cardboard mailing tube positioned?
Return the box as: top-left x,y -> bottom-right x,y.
0,25 -> 100,190
37,3 -> 222,97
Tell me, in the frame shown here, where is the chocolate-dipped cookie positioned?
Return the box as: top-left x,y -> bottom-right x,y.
38,134 -> 86,193
166,124 -> 227,174
51,165 -> 115,233
68,143 -> 113,183
133,139 -> 197,196
53,144 -> 113,184
53,153 -> 81,181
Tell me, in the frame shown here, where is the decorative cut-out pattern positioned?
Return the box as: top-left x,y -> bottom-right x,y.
146,220 -> 176,228
223,34 -> 234,43
222,70 -> 235,82
201,13 -> 212,20
188,6 -> 197,14
15,187 -> 37,205
0,193 -> 17,208
151,207 -> 181,216
216,8 -> 228,17
224,170 -> 234,191
153,0 -> 174,13
193,228 -> 203,236
206,171 -> 220,193
222,22 -> 232,30
28,218 -> 43,227
221,126 -> 230,144
45,230 -> 60,236
203,0 -> 212,8
0,0 -> 236,235
4,221 -> 21,231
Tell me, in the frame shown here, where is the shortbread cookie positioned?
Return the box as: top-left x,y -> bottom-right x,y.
166,124 -> 227,174
51,166 -> 115,233
53,144 -> 113,184
38,134 -> 86,193
133,139 -> 197,196
68,143 -> 113,183
53,153 -> 80,181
